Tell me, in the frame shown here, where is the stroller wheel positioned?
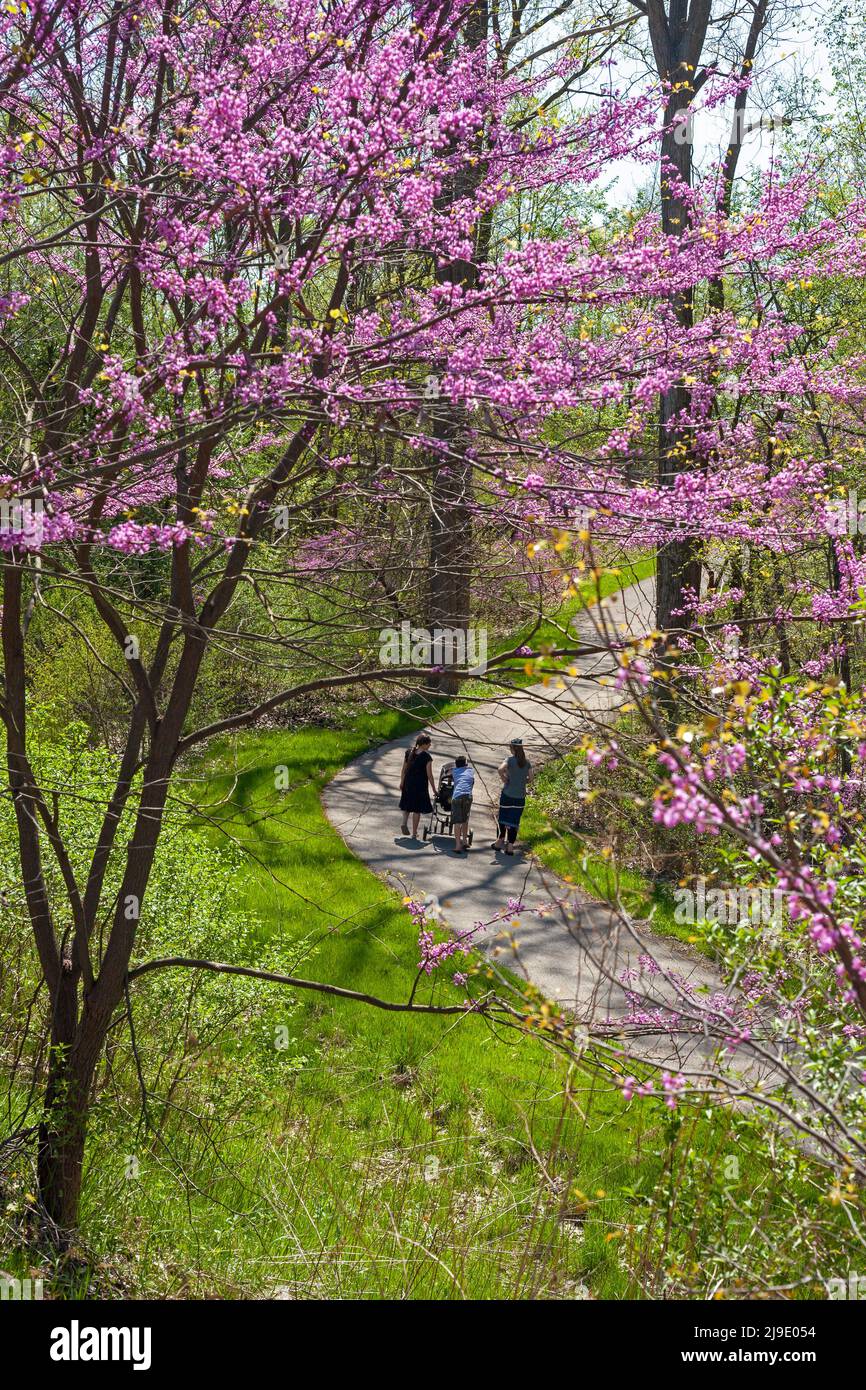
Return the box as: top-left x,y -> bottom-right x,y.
422,827 -> 429,840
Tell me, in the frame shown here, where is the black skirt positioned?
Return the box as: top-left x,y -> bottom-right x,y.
400,750 -> 433,814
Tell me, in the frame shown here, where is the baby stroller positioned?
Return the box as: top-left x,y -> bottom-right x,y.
423,762 -> 474,845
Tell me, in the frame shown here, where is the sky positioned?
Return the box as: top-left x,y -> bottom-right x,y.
596,9 -> 837,209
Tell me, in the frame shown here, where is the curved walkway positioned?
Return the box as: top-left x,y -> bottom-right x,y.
323,579 -> 762,1076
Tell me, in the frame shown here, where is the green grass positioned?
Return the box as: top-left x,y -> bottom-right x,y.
357,553 -> 658,739
151,553 -> 852,1300
181,715 -> 661,1298
169,695 -> 834,1300
140,553 -> 680,1299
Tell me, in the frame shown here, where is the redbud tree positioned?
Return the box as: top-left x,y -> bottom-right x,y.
0,0 -> 860,1240
0,0 -> 654,1236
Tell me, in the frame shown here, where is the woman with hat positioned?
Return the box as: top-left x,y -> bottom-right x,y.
492,737 -> 532,855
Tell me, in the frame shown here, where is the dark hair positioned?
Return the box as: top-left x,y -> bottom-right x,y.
511,743 -> 527,769
406,733 -> 431,767
455,755 -> 467,767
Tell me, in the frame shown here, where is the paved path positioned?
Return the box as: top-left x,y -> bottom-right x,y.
323,579 -> 767,1077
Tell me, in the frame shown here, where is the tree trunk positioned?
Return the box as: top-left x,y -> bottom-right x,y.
34,754 -> 185,1237
428,440 -> 473,693
644,1 -> 712,638
425,0 -> 487,694
655,85 -> 700,637
38,1065 -> 88,1240
36,973 -> 88,1239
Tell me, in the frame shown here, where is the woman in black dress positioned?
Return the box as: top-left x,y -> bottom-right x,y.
399,733 -> 436,839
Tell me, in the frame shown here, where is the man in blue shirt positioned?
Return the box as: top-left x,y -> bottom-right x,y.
450,756 -> 475,853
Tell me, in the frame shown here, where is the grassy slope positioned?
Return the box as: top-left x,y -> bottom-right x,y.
171,566 -> 665,1297
154,555 -> 848,1300
186,689 -> 819,1298
164,553 -> 742,1299
13,554 -> 825,1299
190,716 -> 662,1298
